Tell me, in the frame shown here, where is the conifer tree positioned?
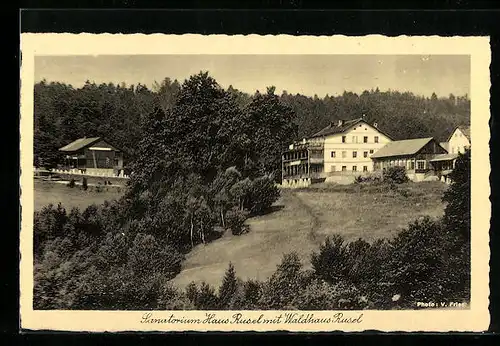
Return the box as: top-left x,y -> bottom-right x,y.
218,262 -> 238,309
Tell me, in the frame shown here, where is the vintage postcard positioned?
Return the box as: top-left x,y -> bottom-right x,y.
20,34 -> 491,332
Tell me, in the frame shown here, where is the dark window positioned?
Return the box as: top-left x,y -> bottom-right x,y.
363,151 -> 368,158
342,166 -> 347,171
331,151 -> 336,158
363,136 -> 368,143
363,166 -> 368,172
352,151 -> 357,158
370,149 -> 374,154
342,136 -> 346,143
374,136 -> 379,143
352,165 -> 357,172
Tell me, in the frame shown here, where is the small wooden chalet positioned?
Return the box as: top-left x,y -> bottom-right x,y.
371,137 -> 449,182
58,137 -> 126,176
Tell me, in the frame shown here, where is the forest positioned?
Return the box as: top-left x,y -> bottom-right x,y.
33,72 -> 471,310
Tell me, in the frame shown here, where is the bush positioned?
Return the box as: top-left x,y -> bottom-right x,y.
246,175 -> 280,214
127,233 -> 183,279
311,235 -> 350,284
383,166 -> 409,184
225,207 -> 249,235
186,282 -> 219,310
258,252 -> 309,309
292,280 -> 366,310
82,177 -> 88,191
67,178 -> 76,188
354,174 -> 382,184
382,216 -> 466,307
233,279 -> 262,309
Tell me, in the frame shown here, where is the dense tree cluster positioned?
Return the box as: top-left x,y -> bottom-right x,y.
282,89 -> 470,142
33,73 -> 286,309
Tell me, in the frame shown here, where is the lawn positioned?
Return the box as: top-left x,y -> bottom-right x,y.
171,181 -> 448,290
34,180 -> 124,211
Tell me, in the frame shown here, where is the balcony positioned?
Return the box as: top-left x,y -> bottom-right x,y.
309,157 -> 324,164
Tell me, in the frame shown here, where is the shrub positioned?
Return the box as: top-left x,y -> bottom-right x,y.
246,175 -> 280,214
354,173 -> 382,184
225,207 -> 249,235
188,282 -> 219,310
292,280 -> 366,310
67,178 -> 76,188
311,235 -> 350,284
258,252 -> 307,310
381,216 -> 467,307
236,279 -> 262,309
127,233 -> 183,280
383,166 -> 409,184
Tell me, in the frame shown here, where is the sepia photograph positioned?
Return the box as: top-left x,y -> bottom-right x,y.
19,34 -> 491,332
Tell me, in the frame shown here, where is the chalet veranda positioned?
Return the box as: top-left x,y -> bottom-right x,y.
281,117 -> 470,188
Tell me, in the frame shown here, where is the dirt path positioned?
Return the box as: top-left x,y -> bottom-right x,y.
291,192 -> 322,244
171,190 -> 319,290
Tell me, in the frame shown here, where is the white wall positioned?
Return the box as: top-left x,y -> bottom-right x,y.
323,122 -> 392,174
448,128 -> 470,154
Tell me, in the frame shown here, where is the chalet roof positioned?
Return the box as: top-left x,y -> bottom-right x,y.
459,126 -> 471,141
58,137 -> 101,152
309,118 -> 394,140
429,153 -> 459,162
371,137 -> 434,159
447,125 -> 471,142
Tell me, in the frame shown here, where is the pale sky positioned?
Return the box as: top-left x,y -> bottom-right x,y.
35,55 -> 470,98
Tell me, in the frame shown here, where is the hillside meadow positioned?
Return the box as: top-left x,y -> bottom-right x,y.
34,180 -> 124,211
172,181 -> 448,289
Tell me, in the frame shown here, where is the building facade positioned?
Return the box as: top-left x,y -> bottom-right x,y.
446,126 -> 471,155
281,139 -> 325,188
311,119 -> 393,178
58,137 -> 126,177
371,137 -> 449,182
281,118 -> 393,187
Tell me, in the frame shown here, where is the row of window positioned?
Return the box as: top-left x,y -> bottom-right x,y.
330,149 -> 375,158
332,165 -> 369,172
342,135 -> 379,144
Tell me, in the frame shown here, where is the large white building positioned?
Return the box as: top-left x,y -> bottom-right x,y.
446,126 -> 471,154
309,118 -> 394,175
281,117 -> 394,187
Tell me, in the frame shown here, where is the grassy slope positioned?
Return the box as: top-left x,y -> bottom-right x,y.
172,181 -> 447,290
34,180 -> 123,211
